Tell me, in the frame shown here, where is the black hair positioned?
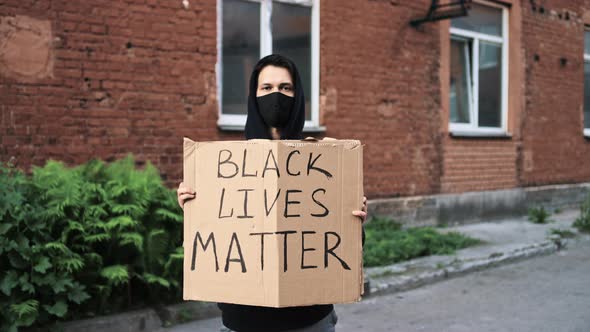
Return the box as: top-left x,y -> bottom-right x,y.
245,54 -> 306,140
251,54 -> 298,89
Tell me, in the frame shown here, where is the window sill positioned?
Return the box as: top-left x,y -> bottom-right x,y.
218,124 -> 327,133
584,129 -> 590,139
217,124 -> 245,132
449,130 -> 512,139
303,125 -> 327,133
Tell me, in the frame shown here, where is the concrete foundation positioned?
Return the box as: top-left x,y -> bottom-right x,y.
368,183 -> 590,227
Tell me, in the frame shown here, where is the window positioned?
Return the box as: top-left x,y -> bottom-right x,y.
584,29 -> 590,137
449,2 -> 508,134
217,0 -> 320,130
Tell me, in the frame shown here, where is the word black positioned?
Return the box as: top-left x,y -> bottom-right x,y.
217,149 -> 333,179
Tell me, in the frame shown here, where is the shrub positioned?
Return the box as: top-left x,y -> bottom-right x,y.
363,217 -> 481,267
0,156 -> 183,330
528,206 -> 553,224
573,194 -> 590,233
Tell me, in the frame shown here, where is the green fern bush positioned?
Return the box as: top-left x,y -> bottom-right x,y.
0,156 -> 183,331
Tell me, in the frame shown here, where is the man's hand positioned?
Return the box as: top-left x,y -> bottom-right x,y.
352,196 -> 367,223
177,182 -> 196,210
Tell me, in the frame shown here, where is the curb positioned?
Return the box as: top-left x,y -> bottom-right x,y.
365,240 -> 561,297
59,308 -> 162,332
58,302 -> 221,332
158,301 -> 221,327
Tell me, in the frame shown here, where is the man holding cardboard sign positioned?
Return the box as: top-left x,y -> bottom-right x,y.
177,55 -> 366,332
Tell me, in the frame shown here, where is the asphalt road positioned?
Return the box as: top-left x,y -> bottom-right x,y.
168,239 -> 590,332
336,239 -> 590,332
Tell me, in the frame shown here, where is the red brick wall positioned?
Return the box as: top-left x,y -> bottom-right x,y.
320,0 -> 443,198
438,0 -> 523,194
519,0 -> 590,186
439,0 -> 590,193
441,140 -> 519,193
0,0 -> 238,183
0,0 -> 445,196
1,0 -> 590,198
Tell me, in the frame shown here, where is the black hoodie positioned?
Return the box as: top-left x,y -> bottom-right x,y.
244,57 -> 306,141
218,55 -> 334,331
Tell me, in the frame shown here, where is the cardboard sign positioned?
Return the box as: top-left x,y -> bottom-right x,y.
182,138 -> 364,307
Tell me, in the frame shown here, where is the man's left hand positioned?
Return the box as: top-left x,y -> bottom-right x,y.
352,196 -> 367,223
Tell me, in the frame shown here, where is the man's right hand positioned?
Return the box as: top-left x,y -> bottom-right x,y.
177,182 -> 196,210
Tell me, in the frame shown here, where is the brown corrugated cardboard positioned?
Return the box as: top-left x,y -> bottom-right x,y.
183,138 -> 363,307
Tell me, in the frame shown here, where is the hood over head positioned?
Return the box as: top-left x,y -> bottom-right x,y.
245,54 -> 306,140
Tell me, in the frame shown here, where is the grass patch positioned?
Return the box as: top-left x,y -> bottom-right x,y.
573,194 -> 590,233
549,228 -> 576,239
176,308 -> 196,324
363,217 -> 481,267
528,206 -> 554,224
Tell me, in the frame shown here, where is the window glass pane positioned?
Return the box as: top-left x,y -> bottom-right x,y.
272,1 -> 312,121
585,31 -> 590,55
450,38 -> 472,124
478,41 -> 502,127
222,0 -> 260,115
585,62 -> 590,129
451,3 -> 502,37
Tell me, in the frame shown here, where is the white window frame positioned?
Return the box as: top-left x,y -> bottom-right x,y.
449,1 -> 509,136
216,0 -> 321,131
584,30 -> 590,137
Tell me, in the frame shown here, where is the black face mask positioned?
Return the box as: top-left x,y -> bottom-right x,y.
256,92 -> 294,128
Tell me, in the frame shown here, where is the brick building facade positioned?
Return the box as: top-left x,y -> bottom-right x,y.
1,0 -> 589,199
